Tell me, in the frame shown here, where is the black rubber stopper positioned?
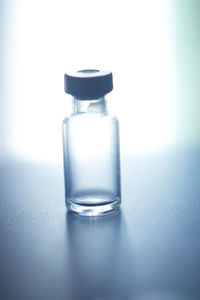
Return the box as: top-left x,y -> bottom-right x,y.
64,69 -> 113,100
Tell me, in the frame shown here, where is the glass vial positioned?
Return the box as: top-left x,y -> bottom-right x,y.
63,69 -> 121,215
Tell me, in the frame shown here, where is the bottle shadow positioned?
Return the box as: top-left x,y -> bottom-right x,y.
65,208 -> 134,300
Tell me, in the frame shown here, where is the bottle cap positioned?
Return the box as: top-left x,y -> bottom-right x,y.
64,69 -> 113,100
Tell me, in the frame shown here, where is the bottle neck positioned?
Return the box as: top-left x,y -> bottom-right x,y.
73,97 -> 107,114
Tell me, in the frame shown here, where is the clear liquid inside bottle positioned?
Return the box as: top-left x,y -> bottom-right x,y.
62,96 -> 121,216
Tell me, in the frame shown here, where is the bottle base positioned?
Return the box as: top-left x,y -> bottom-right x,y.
66,197 -> 121,216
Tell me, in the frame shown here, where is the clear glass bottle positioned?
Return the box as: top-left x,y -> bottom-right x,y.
63,69 -> 121,215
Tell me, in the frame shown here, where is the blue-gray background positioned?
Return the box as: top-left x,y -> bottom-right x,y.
0,1 -> 200,300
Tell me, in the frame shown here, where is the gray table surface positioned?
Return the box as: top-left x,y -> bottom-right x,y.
0,148 -> 200,300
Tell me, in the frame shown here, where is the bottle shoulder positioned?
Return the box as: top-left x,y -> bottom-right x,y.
63,112 -> 119,124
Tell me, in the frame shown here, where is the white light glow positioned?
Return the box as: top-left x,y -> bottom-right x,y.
9,0 -> 176,162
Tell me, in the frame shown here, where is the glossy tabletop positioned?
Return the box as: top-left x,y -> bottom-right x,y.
0,149 -> 200,300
